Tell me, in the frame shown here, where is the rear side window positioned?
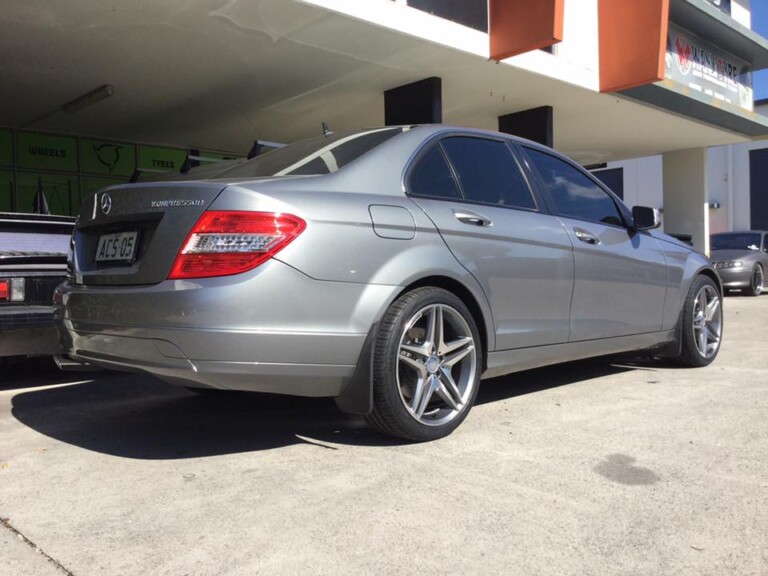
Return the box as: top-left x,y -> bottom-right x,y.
409,145 -> 462,200
525,147 -> 624,226
441,137 -> 537,210
326,129 -> 406,171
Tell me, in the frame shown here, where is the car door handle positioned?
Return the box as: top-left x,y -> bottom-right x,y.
454,210 -> 492,227
574,228 -> 600,245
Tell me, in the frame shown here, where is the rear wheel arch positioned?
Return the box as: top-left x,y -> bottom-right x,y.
396,275 -> 491,371
366,286 -> 483,441
334,275 -> 490,418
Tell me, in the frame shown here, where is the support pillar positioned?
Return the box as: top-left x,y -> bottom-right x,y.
498,106 -> 553,147
384,77 -> 442,126
662,148 -> 710,255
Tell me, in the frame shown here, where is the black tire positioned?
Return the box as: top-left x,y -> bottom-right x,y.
366,287 -> 482,442
744,264 -> 764,297
676,275 -> 723,367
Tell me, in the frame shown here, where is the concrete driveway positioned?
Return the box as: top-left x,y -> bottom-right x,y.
1,295 -> 766,576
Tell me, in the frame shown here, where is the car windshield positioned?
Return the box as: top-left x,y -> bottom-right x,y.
710,232 -> 762,251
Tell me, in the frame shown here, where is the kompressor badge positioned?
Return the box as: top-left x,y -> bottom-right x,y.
150,199 -> 206,208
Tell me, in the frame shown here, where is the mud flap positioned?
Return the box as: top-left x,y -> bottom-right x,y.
334,323 -> 377,415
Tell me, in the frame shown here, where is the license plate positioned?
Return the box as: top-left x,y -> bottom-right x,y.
95,231 -> 138,262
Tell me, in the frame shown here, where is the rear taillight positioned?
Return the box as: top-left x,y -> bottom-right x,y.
168,211 -> 306,279
0,278 -> 25,302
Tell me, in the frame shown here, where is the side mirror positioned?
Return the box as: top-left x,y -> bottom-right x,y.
631,206 -> 661,231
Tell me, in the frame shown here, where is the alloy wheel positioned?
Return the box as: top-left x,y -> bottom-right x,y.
396,303 -> 478,427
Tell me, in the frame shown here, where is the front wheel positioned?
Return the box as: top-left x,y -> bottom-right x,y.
676,275 -> 723,367
366,287 -> 482,442
744,264 -> 764,297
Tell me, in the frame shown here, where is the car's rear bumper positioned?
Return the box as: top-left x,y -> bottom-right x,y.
0,306 -> 63,357
60,322 -> 365,396
55,260 -> 399,396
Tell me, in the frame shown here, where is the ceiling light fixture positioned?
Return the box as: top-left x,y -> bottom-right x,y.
61,84 -> 115,115
21,84 -> 116,127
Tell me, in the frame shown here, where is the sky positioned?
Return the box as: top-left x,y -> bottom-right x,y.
754,0 -> 768,100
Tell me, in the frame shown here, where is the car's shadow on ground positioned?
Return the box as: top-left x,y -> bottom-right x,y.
474,357 -> 637,406
0,357 -> 85,390
9,356 -> 648,459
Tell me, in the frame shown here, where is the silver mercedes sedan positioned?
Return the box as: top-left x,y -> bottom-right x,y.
55,126 -> 723,441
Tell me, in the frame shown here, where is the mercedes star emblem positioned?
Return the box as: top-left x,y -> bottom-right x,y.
101,192 -> 112,215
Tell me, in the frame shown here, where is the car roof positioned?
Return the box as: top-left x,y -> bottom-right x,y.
407,124 -> 555,152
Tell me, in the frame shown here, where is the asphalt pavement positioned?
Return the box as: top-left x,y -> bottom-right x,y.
1,294 -> 766,575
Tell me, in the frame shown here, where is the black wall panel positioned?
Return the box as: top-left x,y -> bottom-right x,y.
750,148 -> 768,230
407,0 -> 488,32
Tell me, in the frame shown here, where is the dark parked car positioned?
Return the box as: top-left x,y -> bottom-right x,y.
710,231 -> 768,296
1,213 -> 73,361
55,126 -> 723,441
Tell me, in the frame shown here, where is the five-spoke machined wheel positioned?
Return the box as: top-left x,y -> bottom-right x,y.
367,287 -> 481,442
677,275 -> 723,367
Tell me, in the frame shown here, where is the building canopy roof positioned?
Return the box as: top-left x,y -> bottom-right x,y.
0,0 -> 764,163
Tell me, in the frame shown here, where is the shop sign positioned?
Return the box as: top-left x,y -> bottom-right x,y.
138,146 -> 186,173
0,130 -> 12,167
665,23 -> 752,111
702,0 -> 731,15
81,139 -> 136,177
17,132 -> 78,172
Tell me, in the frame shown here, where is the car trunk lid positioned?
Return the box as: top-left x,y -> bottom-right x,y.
74,182 -> 228,285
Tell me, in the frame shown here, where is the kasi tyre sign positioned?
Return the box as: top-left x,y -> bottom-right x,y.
665,24 -> 753,111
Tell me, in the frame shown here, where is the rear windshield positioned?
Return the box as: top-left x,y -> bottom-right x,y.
710,232 -> 762,251
148,127 -> 405,182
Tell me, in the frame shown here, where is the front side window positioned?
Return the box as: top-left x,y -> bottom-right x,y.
525,148 -> 624,226
440,137 -> 537,210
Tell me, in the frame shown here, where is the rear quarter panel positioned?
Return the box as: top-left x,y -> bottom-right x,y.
210,180 -> 496,350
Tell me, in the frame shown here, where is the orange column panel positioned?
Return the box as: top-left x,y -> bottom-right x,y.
598,0 -> 670,92
489,0 -> 564,61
